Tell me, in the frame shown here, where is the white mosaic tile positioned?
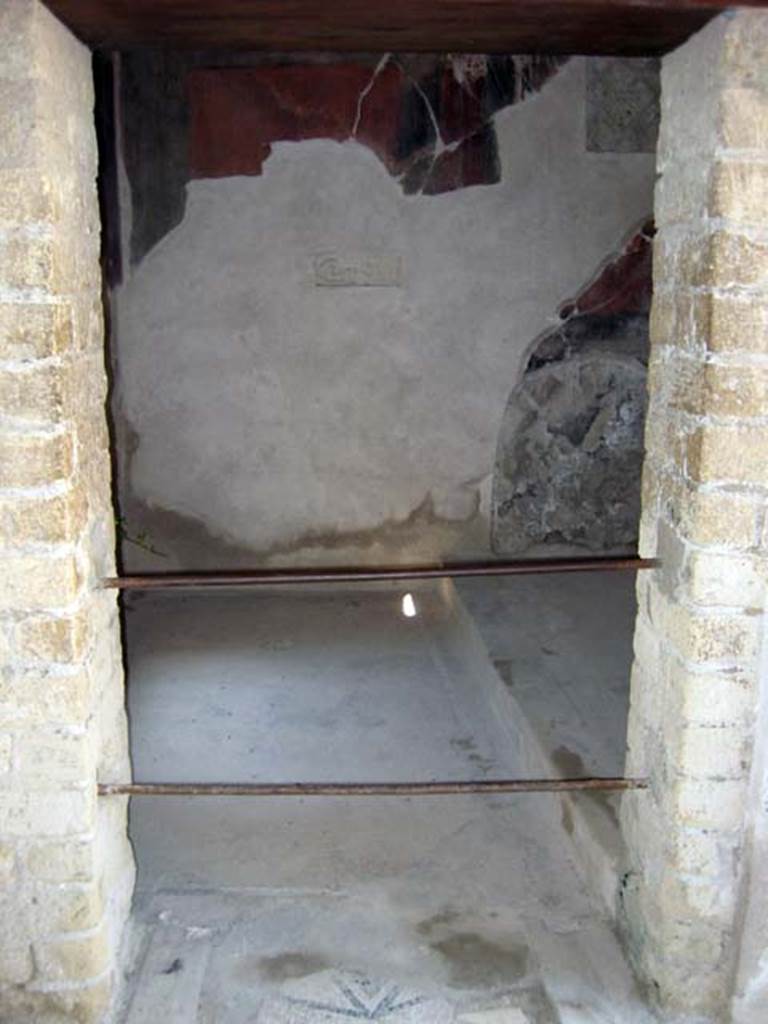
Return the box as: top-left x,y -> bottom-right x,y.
258,969 -> 455,1023
458,1010 -> 530,1024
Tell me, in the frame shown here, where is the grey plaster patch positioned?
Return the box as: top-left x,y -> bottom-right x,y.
586,59 -> 660,153
112,59 -> 656,570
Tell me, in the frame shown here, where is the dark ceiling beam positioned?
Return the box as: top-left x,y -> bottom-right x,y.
43,1 -> 763,56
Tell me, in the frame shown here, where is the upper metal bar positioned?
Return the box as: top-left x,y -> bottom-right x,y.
98,777 -> 648,797
103,556 -> 657,590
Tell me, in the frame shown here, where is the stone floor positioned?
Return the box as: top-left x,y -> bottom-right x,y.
114,576 -> 651,1024
455,573 -> 636,779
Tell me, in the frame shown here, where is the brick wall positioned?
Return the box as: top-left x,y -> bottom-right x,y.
621,9 -> 768,1020
0,1 -> 134,1020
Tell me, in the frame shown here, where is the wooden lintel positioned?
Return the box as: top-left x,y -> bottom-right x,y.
42,1 -> 760,56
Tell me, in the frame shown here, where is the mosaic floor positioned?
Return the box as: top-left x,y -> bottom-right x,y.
116,581 -> 651,1024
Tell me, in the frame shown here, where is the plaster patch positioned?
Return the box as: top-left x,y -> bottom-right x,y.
114,60 -> 656,569
586,59 -> 660,153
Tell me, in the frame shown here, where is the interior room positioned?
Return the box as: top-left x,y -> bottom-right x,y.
105,47 -> 655,1023
2,4 -> 767,1024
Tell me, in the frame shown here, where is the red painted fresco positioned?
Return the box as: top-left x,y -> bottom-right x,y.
559,221 -> 655,319
188,56 -> 564,195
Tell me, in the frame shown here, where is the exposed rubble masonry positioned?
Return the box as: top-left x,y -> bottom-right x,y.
493,222 -> 654,556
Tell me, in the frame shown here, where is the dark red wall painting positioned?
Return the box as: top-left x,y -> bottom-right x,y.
557,221 -> 655,322
187,55 -> 565,195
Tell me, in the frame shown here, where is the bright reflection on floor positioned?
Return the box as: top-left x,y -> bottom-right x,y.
401,592 -> 417,618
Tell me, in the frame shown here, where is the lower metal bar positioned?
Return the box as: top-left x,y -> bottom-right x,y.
98,778 -> 647,797
103,556 -> 656,591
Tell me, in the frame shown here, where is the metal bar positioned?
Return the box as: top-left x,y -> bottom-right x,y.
103,556 -> 657,591
98,777 -> 648,797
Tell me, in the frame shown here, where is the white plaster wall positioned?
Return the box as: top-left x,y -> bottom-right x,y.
113,58 -> 655,568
